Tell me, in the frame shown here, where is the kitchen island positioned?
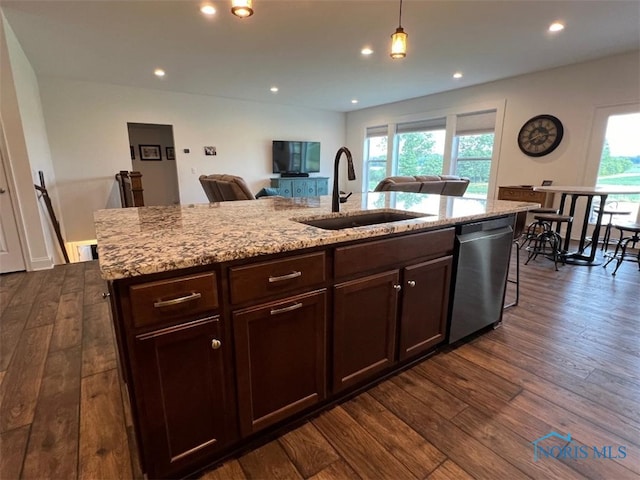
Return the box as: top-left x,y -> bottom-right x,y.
95,192 -> 536,478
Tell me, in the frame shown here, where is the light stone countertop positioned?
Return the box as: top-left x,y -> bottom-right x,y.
94,192 -> 538,280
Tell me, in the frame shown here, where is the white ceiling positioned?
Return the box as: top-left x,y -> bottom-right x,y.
2,0 -> 639,113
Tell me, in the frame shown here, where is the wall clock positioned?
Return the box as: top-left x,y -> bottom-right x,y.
517,114 -> 564,157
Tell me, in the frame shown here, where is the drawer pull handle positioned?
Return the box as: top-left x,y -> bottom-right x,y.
268,271 -> 302,283
211,339 -> 222,350
393,284 -> 402,291
270,302 -> 303,315
407,280 -> 416,287
154,292 -> 202,308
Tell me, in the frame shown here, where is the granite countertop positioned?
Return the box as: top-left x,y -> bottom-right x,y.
94,192 -> 538,280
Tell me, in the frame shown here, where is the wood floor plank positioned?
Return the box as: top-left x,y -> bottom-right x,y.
50,291 -> 84,352
0,304 -> 31,371
392,369 -> 469,420
554,438 -> 639,480
81,302 -> 117,377
370,379 -> 530,479
429,350 -> 523,401
0,425 -> 30,479
200,459 -> 247,480
277,421 -> 340,478
341,392 -> 445,478
7,270 -> 47,308
83,263 -> 107,306
312,406 -> 418,480
510,391 -> 640,476
61,262 -> 85,294
0,324 -> 53,432
238,440 -> 302,480
410,356 -> 513,414
307,459 -> 361,480
426,460 -> 474,480
25,266 -> 66,329
450,406 -> 586,479
22,345 -> 82,480
454,343 -> 640,448
79,369 -> 132,480
0,271 -> 27,315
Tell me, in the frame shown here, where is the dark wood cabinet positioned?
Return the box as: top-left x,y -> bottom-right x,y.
333,271 -> 399,392
233,289 -> 327,436
399,256 -> 453,360
132,316 -> 235,478
498,185 -> 554,208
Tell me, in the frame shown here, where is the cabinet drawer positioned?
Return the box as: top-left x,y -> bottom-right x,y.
229,252 -> 326,304
334,229 -> 454,279
129,272 -> 218,328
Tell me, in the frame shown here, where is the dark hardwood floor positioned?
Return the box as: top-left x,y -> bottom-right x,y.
1,246 -> 639,479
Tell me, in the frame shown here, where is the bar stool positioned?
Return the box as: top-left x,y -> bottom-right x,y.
525,213 -> 573,271
603,223 -> 640,276
521,208 -> 559,247
595,203 -> 632,251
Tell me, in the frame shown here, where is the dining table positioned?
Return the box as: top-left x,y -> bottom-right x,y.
534,185 -> 640,266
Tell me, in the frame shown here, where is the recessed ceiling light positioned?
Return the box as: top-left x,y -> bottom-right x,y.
351,99 -> 359,104
154,68 -> 165,77
200,4 -> 216,15
453,72 -> 463,79
549,22 -> 564,32
361,47 -> 374,56
270,86 -> 279,93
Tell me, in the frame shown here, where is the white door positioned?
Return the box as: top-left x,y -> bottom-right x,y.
0,147 -> 26,273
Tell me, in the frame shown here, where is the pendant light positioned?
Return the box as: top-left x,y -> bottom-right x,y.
231,0 -> 253,18
390,0 -> 407,59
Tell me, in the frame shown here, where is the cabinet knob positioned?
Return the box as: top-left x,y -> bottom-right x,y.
393,284 -> 402,291
407,280 -> 416,287
101,292 -> 111,299
211,339 -> 222,350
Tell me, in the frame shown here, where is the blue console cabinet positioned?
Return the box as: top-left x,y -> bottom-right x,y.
270,177 -> 329,197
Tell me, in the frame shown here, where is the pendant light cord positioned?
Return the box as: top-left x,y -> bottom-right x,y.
398,0 -> 403,28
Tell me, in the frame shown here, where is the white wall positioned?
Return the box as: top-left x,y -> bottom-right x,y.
0,14 -> 56,269
346,51 -> 640,197
38,78 -> 345,242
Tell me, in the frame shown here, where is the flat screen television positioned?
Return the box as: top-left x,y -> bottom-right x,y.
272,140 -> 320,174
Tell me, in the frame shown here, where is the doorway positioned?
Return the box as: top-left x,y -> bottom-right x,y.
0,136 -> 26,273
127,123 -> 180,206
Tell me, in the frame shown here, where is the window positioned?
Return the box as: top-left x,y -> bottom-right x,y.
364,126 -> 388,191
453,133 -> 494,199
362,104 -> 502,196
396,118 -> 446,177
594,112 -> 640,222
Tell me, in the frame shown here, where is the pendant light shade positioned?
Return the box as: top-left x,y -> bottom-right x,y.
231,0 -> 253,18
390,27 -> 407,59
390,0 -> 407,59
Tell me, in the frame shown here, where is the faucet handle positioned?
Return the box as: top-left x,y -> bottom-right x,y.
339,192 -> 353,203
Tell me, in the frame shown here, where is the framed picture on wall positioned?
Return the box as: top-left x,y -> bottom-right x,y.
166,146 -> 175,160
139,144 -> 161,161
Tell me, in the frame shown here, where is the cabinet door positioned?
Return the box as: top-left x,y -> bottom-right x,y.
316,178 -> 328,196
233,290 -> 327,436
292,179 -> 305,197
277,179 -> 294,197
304,180 -> 316,196
333,270 -> 399,393
133,316 -> 234,478
399,256 -> 452,360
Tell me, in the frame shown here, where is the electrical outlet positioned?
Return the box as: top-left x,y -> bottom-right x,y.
191,168 -> 196,174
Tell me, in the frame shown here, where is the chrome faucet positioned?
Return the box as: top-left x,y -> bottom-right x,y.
332,147 -> 356,212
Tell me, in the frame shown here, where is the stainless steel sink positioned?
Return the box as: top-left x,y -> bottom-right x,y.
297,211 -> 430,230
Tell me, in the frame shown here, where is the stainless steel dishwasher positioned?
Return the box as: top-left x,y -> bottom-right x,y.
448,215 -> 514,344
